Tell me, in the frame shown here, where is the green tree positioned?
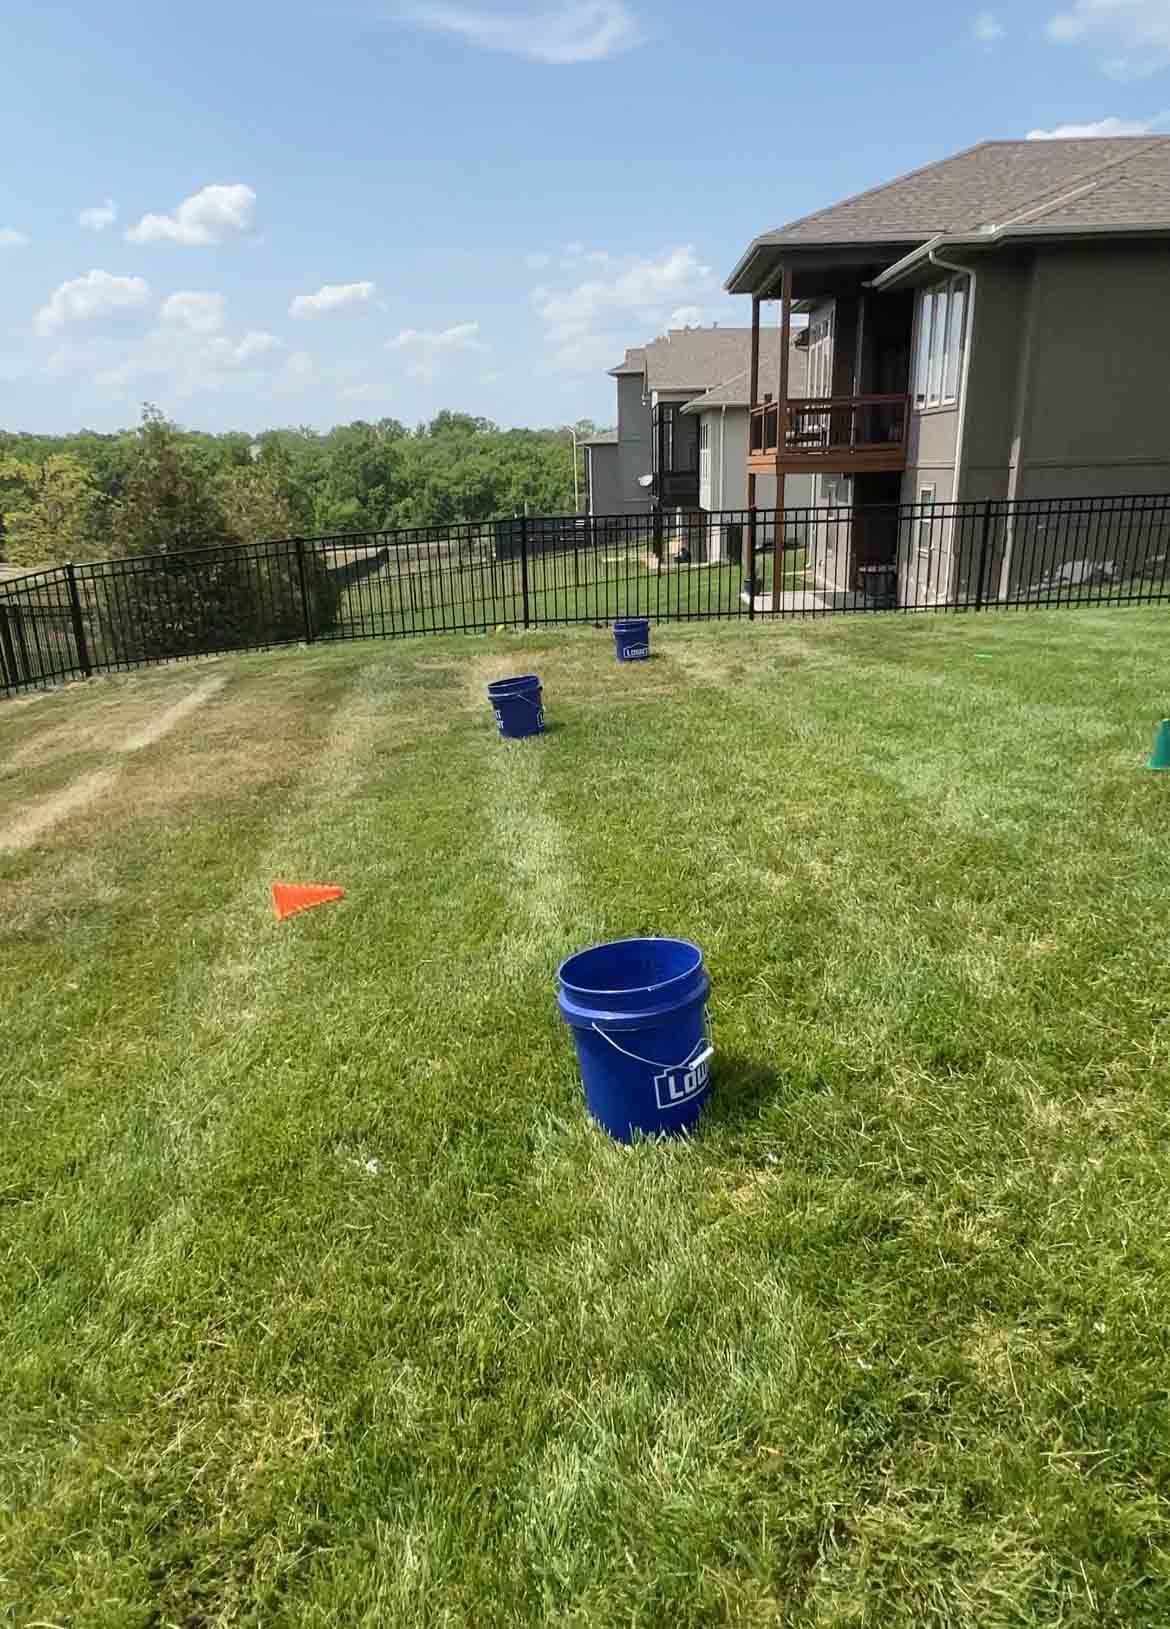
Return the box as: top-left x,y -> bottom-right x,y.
111,405 -> 233,558
0,452 -> 108,565
101,406 -> 336,662
217,463 -> 299,544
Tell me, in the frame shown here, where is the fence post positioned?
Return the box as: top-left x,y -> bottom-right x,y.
520,513 -> 531,630
974,500 -> 993,611
0,604 -> 19,691
746,513 -> 756,621
294,537 -> 315,642
63,563 -> 93,678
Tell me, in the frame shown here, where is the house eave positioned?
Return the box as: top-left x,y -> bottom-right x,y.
870,221 -> 1170,289
725,234 -> 934,296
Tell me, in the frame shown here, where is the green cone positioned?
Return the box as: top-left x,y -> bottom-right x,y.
1147,720 -> 1170,771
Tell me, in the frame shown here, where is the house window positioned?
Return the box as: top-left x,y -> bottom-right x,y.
914,277 -> 968,409
699,420 -> 711,490
917,486 -> 937,553
807,311 -> 834,400
660,406 -> 675,472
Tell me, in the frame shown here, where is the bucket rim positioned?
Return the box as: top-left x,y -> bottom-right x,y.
557,935 -> 704,1000
488,673 -> 541,695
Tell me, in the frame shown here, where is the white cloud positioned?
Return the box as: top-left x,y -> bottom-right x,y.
89,322 -> 287,395
80,199 -> 117,232
388,321 -> 487,379
668,305 -> 706,328
972,10 -> 1005,42
161,291 -> 226,333
35,270 -> 151,336
289,281 -> 377,319
230,331 -> 285,364
399,0 -> 645,63
1,227 -> 30,247
388,320 -> 485,351
1046,0 -> 1170,77
1027,110 -> 1169,135
531,244 -> 721,370
125,184 -> 256,246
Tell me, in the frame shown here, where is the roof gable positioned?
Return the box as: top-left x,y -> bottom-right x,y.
727,137 -> 1170,291
762,138 -> 1170,245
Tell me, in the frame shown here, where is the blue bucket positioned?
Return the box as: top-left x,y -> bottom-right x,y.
489,674 -> 544,739
557,937 -> 712,1142
613,618 -> 651,662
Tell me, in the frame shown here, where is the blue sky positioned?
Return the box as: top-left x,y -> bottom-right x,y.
2,0 -> 1167,435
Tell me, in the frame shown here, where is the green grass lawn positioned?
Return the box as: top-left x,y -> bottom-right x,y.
3,609 -> 1170,1626
334,546 -> 749,635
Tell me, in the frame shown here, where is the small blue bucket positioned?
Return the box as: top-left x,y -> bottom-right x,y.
613,618 -> 651,663
489,674 -> 544,739
557,937 -> 712,1143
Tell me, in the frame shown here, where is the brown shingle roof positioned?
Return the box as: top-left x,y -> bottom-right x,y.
679,342 -> 808,413
637,327 -> 801,394
608,346 -> 646,376
728,137 -> 1170,288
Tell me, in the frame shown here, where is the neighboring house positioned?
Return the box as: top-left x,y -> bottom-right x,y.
605,327 -> 809,517
608,346 -> 653,514
725,136 -> 1170,603
679,363 -> 812,564
580,430 -> 621,516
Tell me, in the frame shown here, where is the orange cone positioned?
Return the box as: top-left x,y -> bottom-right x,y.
272,882 -> 345,922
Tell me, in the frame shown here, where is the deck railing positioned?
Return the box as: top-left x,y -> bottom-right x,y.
750,394 -> 911,458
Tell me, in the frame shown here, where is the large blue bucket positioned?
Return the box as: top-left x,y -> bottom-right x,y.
613,618 -> 651,662
557,937 -> 712,1142
489,674 -> 544,739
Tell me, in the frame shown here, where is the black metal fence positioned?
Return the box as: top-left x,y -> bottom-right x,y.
3,493 -> 1169,697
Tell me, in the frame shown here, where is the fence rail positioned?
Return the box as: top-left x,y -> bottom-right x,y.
3,493 -> 1169,696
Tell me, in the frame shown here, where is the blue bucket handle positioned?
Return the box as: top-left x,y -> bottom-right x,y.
590,1025 -> 713,1073
491,687 -> 543,708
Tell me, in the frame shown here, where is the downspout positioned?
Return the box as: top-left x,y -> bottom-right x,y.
927,248 -> 977,605
719,405 -> 728,562
719,406 -> 727,509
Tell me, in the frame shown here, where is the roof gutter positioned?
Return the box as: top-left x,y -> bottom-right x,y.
874,218 -> 1170,291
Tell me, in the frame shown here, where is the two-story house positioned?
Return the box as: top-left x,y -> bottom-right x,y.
726,136 -> 1170,606
597,328 -> 810,523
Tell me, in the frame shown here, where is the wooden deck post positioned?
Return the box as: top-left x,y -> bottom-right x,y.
749,295 -> 761,421
772,265 -> 793,613
747,294 -> 761,611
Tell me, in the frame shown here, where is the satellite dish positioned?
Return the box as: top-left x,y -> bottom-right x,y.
637,474 -> 654,489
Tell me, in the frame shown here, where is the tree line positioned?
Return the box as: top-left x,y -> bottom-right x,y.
0,407 -> 602,568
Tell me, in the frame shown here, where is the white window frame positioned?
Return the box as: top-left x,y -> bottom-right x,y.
807,310 -> 834,401
916,486 -> 937,555
698,419 -> 711,491
913,276 -> 968,410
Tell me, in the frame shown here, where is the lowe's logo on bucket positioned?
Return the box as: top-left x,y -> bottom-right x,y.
623,644 -> 650,659
654,1053 -> 710,1112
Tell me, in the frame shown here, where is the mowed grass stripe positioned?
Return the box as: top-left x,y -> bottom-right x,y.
2,612 -> 1170,1625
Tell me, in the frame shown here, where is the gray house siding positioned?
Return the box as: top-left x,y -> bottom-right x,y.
913,242 -> 1170,601
1014,243 -> 1170,500
952,244 -> 1170,504
616,375 -> 653,513
585,444 -> 623,516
